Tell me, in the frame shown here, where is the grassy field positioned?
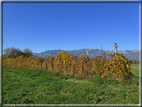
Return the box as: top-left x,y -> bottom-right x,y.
2,64 -> 140,105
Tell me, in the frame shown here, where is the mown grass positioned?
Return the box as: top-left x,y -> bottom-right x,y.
2,64 -> 140,104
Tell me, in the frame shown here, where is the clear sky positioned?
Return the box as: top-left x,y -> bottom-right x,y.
3,3 -> 139,54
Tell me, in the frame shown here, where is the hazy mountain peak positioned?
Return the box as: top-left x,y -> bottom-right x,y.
32,48 -> 139,60
133,49 -> 140,52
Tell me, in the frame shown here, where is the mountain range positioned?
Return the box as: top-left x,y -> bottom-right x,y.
32,48 -> 140,60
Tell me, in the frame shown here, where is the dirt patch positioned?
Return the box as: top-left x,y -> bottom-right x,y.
65,78 -> 91,84
131,67 -> 139,69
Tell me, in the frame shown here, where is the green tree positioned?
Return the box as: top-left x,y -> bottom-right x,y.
8,47 -> 20,58
3,47 -> 24,59
3,47 -> 11,59
23,48 -> 33,58
16,48 -> 24,57
3,47 -> 33,59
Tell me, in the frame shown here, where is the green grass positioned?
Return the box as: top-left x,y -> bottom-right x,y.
2,64 -> 140,104
129,64 -> 140,81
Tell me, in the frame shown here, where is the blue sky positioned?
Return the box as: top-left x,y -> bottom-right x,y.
3,3 -> 139,54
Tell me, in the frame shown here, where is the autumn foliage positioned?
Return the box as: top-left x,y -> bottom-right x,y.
2,50 -> 135,81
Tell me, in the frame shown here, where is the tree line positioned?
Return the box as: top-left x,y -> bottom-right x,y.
2,47 -> 33,59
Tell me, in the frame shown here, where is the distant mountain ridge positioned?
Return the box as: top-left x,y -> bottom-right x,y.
32,48 -> 140,60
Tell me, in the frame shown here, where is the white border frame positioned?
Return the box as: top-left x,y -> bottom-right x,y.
0,0 -> 141,106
